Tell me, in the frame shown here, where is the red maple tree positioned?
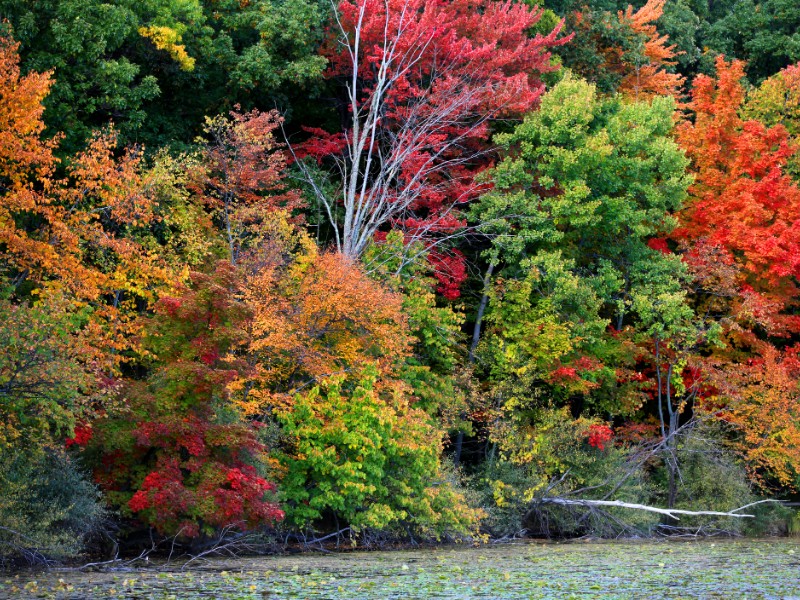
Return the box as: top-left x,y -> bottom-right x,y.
297,0 -> 571,298
676,56 -> 800,336
90,263 -> 283,537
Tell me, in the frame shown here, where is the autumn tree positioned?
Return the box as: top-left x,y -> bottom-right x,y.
0,34 -> 58,283
297,0 -> 570,260
710,344 -> 800,490
236,218 -> 410,414
675,56 -> 800,335
675,56 -> 800,491
192,108 -> 304,265
89,263 -> 283,538
0,31 -> 185,372
274,370 -> 481,540
616,0 -> 685,100
0,40 -> 154,555
554,0 -> 684,99
0,31 -> 183,441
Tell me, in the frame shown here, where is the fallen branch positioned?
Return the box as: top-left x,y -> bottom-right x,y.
180,523 -> 258,570
534,497 -> 782,521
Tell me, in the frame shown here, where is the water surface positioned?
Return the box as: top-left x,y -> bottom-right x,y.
4,538 -> 800,598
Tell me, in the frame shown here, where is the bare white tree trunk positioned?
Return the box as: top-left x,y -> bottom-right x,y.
534,498 -> 780,521
293,0 -> 498,259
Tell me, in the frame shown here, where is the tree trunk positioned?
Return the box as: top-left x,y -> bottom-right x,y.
469,261 -> 495,363
453,431 -> 464,468
453,261 -> 495,467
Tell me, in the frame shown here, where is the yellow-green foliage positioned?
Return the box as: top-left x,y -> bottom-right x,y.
274,370 -> 482,540
789,512 -> 800,537
139,26 -> 195,71
476,406 -> 654,537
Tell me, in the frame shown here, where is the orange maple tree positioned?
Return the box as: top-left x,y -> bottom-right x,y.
192,108 -> 304,265
708,344 -> 800,489
565,0 -> 683,101
0,33 -> 173,365
676,56 -> 800,336
675,57 -> 800,489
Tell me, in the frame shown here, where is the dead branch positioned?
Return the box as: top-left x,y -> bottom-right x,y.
180,524 -> 261,570
532,498 -> 782,521
0,525 -> 60,568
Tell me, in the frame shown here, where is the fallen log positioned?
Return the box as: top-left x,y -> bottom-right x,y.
533,498 -> 780,521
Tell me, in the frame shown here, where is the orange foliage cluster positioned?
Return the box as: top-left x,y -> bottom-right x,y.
713,346 -> 800,488
617,0 -> 684,100
239,240 -> 410,414
676,57 -> 800,334
677,58 -> 800,488
569,0 -> 683,101
192,108 -> 304,264
0,35 -> 172,363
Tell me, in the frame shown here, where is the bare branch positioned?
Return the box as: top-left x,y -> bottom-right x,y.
533,498 -> 784,521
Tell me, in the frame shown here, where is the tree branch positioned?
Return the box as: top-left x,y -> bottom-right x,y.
533,498 -> 783,521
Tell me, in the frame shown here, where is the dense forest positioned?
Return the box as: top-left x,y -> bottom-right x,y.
1,0 -> 800,564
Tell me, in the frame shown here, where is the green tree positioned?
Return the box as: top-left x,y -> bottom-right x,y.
468,75 -> 738,523
703,0 -> 800,82
362,231 -> 473,432
0,0 -> 328,150
0,448 -> 105,562
274,370 -> 480,540
474,73 -> 690,342
0,0 -> 162,150
0,284 -> 98,451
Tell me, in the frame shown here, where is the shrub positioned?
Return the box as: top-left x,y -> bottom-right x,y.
88,264 -> 283,539
650,423 -> 759,534
274,371 -> 481,541
0,448 -> 105,564
475,406 -> 655,538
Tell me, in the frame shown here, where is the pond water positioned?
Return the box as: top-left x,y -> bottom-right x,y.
3,538 -> 800,599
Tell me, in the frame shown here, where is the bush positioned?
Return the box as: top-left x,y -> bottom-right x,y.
742,501 -> 795,537
274,371 -> 482,542
0,448 -> 105,564
475,407 -> 655,538
650,423 -> 755,534
88,264 -> 283,539
789,510 -> 800,537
